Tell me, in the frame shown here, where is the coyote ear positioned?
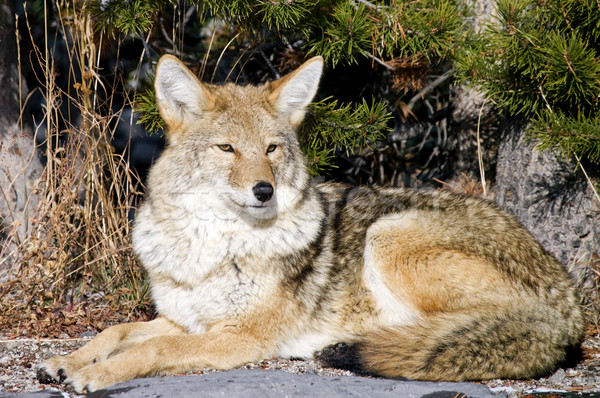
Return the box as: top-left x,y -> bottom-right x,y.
268,56 -> 323,128
154,55 -> 215,132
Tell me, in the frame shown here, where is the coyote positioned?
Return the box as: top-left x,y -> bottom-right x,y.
38,55 -> 584,393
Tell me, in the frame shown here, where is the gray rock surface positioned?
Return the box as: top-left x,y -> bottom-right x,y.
0,370 -> 501,398
495,120 -> 600,281
5,337 -> 600,398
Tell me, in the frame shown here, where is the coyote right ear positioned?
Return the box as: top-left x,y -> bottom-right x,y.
154,55 -> 215,133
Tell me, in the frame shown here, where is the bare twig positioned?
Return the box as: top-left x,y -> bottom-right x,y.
200,27 -> 217,80
225,47 -> 251,82
574,153 -> 600,204
407,69 -> 454,110
361,50 -> 394,71
260,48 -> 280,80
212,33 -> 242,83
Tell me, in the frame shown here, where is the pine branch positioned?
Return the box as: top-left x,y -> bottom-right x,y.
530,110 -> 600,164
456,0 -> 600,164
135,87 -> 164,135
300,97 -> 392,175
306,2 -> 373,66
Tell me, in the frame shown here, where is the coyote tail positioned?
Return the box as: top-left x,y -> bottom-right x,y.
319,303 -> 582,381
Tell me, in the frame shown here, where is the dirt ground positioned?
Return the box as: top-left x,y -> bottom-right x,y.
0,332 -> 599,397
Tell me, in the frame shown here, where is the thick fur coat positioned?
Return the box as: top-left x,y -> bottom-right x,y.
37,55 -> 584,393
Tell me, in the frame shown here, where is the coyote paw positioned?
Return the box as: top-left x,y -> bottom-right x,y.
63,363 -> 117,393
36,356 -> 74,384
37,355 -> 109,393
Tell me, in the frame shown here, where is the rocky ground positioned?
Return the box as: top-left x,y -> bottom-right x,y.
0,333 -> 599,397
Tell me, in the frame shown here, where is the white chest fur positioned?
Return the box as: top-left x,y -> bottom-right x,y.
132,190 -> 324,333
150,264 -> 262,334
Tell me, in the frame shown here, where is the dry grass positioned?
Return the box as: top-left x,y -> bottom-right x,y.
0,1 -> 152,338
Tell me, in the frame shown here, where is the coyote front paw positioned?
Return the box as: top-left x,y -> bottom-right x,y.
38,360 -> 107,393
36,356 -> 75,384
63,363 -> 120,393
37,353 -> 101,388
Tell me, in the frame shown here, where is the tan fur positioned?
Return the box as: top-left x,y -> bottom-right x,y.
37,55 -> 584,393
228,151 -> 275,190
366,213 -> 517,313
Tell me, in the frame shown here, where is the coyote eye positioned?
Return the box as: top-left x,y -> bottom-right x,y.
266,144 -> 277,154
217,144 -> 234,153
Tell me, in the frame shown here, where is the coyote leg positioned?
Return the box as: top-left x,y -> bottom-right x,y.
37,317 -> 184,384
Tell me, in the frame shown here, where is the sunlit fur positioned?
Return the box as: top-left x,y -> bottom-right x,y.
37,55 -> 584,393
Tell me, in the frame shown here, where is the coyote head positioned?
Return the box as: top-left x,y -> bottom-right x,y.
152,55 -> 323,221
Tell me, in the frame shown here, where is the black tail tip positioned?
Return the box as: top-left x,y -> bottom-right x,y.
314,342 -> 370,376
315,341 -> 413,380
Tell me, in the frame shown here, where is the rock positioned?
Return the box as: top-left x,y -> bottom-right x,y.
495,119 -> 600,285
1,391 -> 64,398
4,342 -> 19,351
83,370 -> 501,398
547,368 -> 567,384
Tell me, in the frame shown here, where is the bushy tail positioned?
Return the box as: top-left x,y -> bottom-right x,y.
319,303 -> 583,381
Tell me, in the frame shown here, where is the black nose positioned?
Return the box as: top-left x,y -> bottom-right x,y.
252,181 -> 274,202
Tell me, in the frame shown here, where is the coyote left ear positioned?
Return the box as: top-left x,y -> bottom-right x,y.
268,57 -> 323,128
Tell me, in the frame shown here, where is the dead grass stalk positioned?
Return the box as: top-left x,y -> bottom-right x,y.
0,1 -> 151,338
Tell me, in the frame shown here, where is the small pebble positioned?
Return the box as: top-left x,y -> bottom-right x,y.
4,341 -> 19,350
547,368 -> 566,384
80,331 -> 97,338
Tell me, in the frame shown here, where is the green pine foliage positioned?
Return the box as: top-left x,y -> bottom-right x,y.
306,1 -> 373,66
194,0 -> 466,66
86,0 -> 467,175
86,0 -> 162,37
135,87 -> 164,135
301,98 -> 392,175
456,0 -> 600,164
376,0 -> 464,61
531,111 -> 600,163
120,0 -> 465,175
